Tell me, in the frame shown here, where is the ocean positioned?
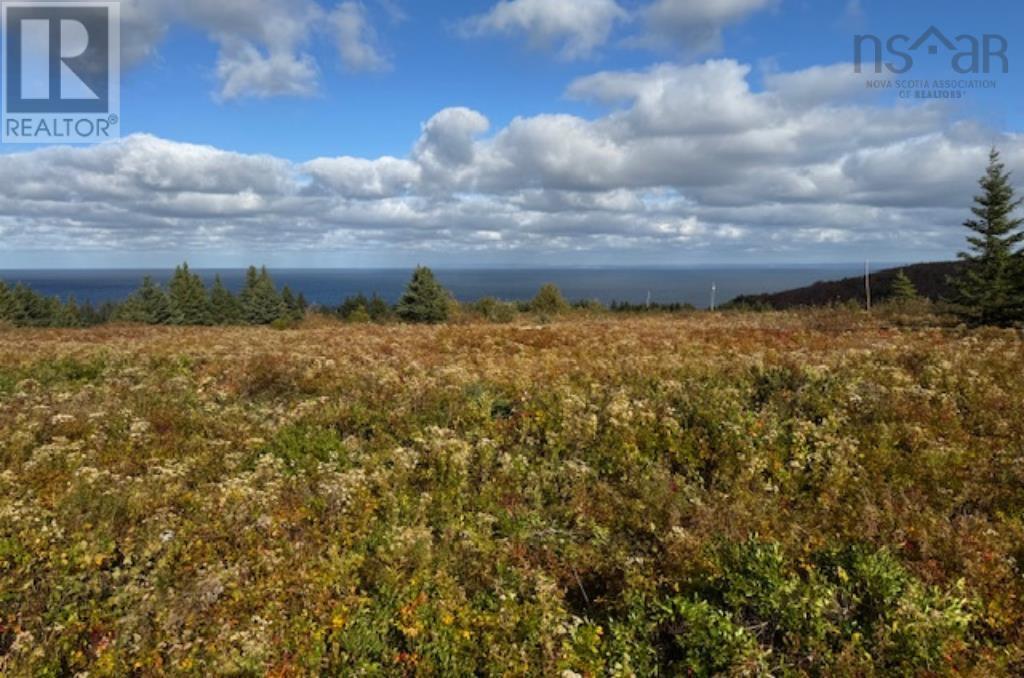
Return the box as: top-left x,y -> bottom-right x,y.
0,266 -> 868,309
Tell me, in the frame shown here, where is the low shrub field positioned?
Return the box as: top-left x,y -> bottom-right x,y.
1,312 -> 1022,675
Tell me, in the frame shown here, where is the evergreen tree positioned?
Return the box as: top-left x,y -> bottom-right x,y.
80,301 -> 104,327
58,295 -> 83,327
339,293 -> 369,320
209,275 -> 242,325
10,283 -> 49,326
240,266 -> 259,308
0,280 -> 13,323
530,283 -> 570,315
281,285 -> 303,322
119,277 -> 172,324
241,266 -> 285,325
396,267 -> 450,324
296,292 -> 309,314
367,294 -> 391,322
951,148 -> 1024,326
889,270 -> 919,302
168,263 -> 212,325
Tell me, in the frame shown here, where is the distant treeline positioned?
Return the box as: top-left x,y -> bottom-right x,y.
0,265 -> 699,328
0,264 -> 308,328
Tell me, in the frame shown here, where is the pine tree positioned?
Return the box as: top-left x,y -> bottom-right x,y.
240,266 -> 259,307
340,293 -> 369,320
0,280 -> 13,323
42,296 -> 62,327
396,267 -> 450,324
209,275 -> 242,325
168,263 -> 212,325
58,295 -> 83,327
242,266 -> 285,325
952,148 -> 1024,326
889,270 -> 919,302
10,284 -> 48,326
281,286 -> 303,322
367,294 -> 390,322
120,276 -> 172,324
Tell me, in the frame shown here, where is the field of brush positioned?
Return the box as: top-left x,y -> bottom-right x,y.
1,312 -> 1023,675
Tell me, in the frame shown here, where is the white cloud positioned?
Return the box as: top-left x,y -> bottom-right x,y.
414,108 -> 492,185
215,39 -> 319,100
637,0 -> 775,51
569,60 -> 769,135
303,156 -> 420,198
330,1 -> 391,72
460,0 -> 628,60
762,63 -> 870,107
118,0 -> 394,99
1,60 -> 1021,263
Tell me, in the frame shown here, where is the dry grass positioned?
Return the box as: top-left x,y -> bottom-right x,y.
1,311 -> 1022,675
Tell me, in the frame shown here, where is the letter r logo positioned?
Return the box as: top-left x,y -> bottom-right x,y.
3,2 -> 116,114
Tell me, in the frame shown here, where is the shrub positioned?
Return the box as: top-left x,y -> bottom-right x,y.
473,297 -> 518,323
531,283 -> 570,315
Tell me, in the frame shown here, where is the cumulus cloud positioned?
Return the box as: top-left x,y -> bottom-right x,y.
460,0 -> 628,60
303,156 -> 420,198
0,59 -> 1021,263
118,0 -> 393,99
638,0 -> 776,51
215,39 -> 319,100
457,0 -> 779,63
330,1 -> 391,72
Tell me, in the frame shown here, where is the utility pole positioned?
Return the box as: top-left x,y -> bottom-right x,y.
710,282 -> 717,312
646,291 -> 651,309
865,260 -> 872,311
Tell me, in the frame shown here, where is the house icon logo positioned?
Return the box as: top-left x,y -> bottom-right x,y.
909,26 -> 957,55
854,26 -> 1009,75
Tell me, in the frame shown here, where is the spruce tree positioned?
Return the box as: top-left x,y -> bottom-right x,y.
952,148 -> 1024,326
0,281 -> 13,323
122,276 -> 172,325
209,275 -> 242,325
43,296 -> 63,327
340,293 -> 369,320
242,266 -> 285,325
396,267 -> 450,324
367,294 -> 390,321
281,286 -> 303,322
889,270 -> 919,302
59,295 -> 83,327
240,266 -> 259,308
11,284 -> 47,326
168,263 -> 212,325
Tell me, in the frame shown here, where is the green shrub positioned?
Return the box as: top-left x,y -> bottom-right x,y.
474,297 -> 517,323
531,283 -> 570,315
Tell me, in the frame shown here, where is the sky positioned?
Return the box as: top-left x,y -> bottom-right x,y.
0,0 -> 1022,268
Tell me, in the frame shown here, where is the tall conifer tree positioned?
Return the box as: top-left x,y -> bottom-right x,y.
952,148 -> 1024,326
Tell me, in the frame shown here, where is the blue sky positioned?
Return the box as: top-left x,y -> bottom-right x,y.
1,0 -> 1022,268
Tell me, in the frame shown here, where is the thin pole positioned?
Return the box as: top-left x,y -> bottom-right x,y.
865,261 -> 872,311
710,282 -> 717,312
